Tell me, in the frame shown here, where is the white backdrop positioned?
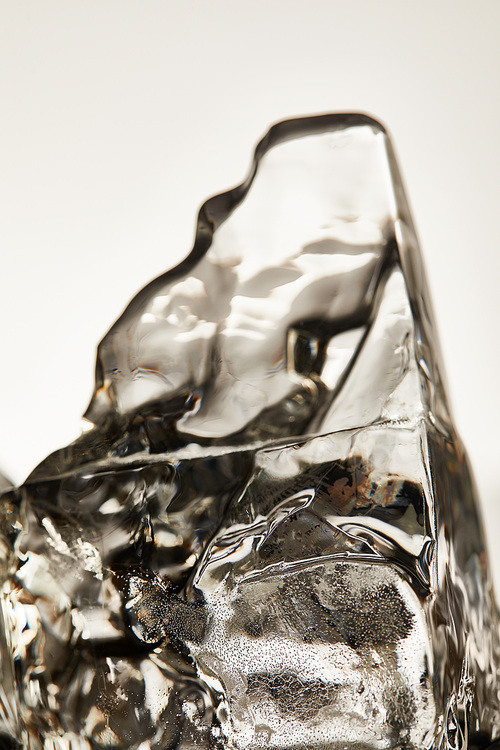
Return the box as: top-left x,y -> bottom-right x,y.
1,1 -> 499,591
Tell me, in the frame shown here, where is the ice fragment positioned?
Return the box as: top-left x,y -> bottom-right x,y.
1,114 -> 499,749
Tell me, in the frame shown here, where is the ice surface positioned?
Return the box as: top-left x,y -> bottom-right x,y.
1,114 -> 499,749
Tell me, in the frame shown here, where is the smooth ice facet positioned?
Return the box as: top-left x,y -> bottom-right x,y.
1,114 -> 498,749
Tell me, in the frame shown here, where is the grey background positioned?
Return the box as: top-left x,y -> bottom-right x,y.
1,1 -> 499,592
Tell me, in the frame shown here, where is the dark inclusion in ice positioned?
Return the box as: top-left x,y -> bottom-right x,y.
0,114 -> 499,749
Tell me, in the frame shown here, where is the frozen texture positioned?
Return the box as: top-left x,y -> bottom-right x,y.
0,114 -> 499,749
